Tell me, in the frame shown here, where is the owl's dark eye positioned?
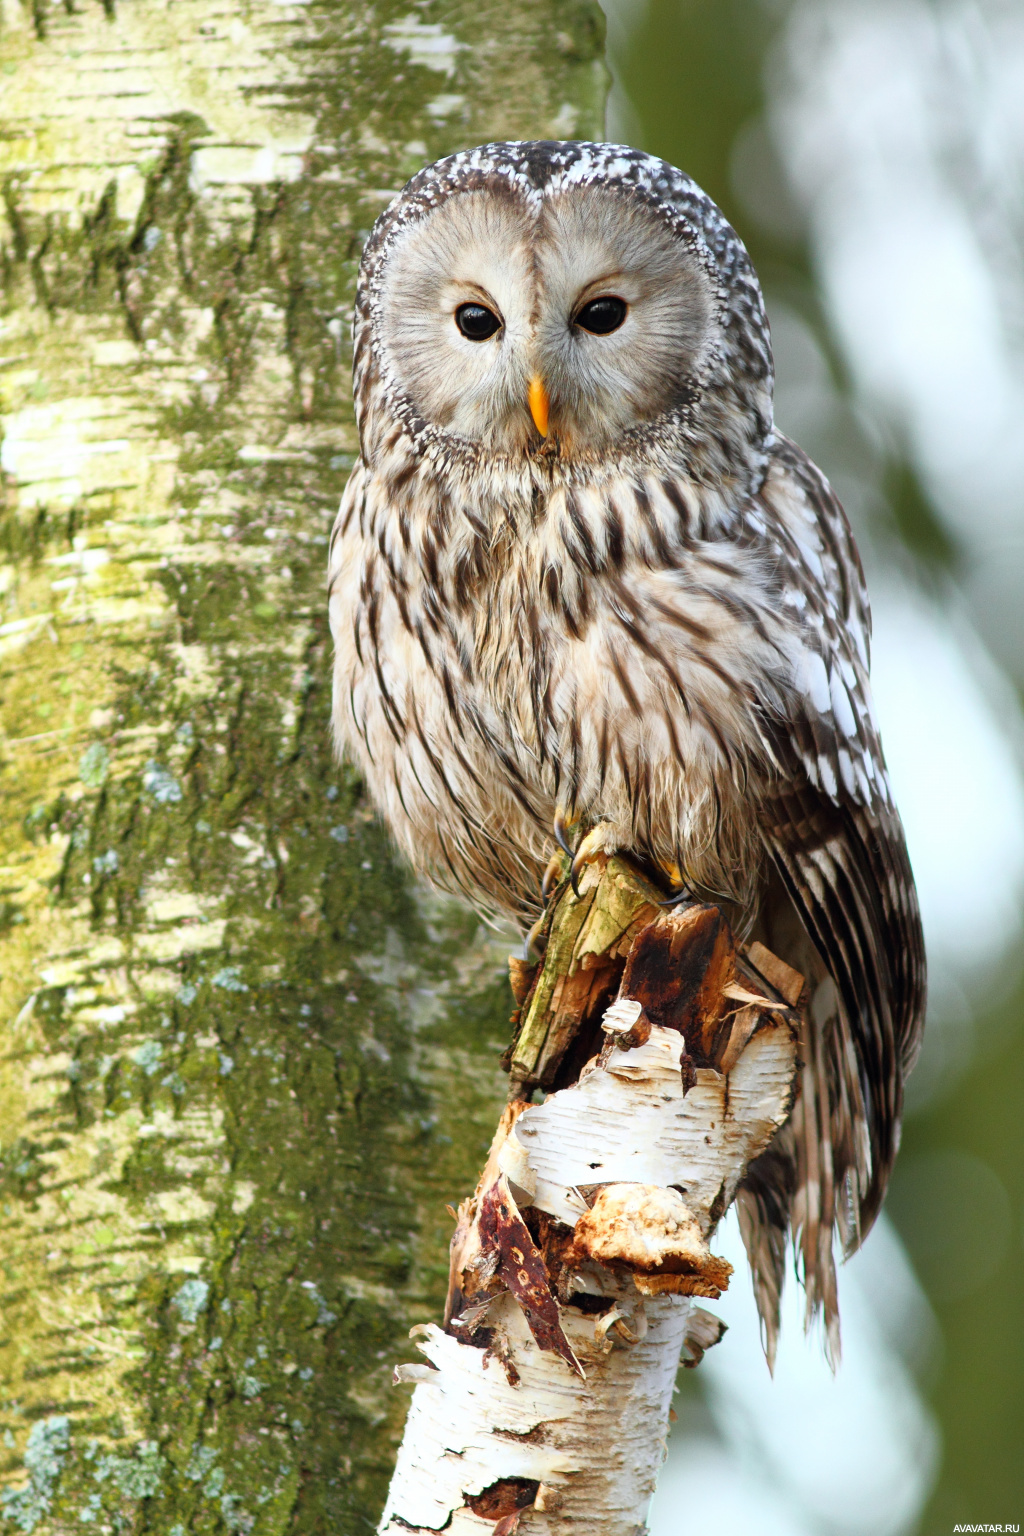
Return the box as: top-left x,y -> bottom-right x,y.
574,296 -> 628,336
455,303 -> 502,341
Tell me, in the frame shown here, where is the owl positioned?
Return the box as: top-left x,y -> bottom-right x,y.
328,141 -> 925,1363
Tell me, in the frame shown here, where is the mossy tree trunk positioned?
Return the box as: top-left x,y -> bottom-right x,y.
0,3 -> 606,1530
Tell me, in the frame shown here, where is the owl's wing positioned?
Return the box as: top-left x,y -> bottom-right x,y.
754,436 -> 925,1236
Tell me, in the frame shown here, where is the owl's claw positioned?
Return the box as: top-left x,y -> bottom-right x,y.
541,851 -> 563,900
658,859 -> 693,907
569,824 -> 614,897
552,806 -> 574,858
522,913 -> 546,962
551,809 -> 615,897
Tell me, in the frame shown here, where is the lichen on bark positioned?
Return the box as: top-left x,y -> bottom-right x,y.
0,2 -> 607,1530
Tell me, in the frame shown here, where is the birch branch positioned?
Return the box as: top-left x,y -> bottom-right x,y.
380,855 -> 804,1535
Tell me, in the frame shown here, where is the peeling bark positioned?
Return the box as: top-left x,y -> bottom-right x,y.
381,857 -> 801,1535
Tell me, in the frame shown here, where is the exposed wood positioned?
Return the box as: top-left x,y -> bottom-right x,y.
506,855 -> 663,1089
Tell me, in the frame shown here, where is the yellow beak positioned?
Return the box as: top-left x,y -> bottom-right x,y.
528,374 -> 550,437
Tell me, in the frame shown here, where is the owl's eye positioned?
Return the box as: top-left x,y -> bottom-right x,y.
574,296 -> 628,336
455,303 -> 502,341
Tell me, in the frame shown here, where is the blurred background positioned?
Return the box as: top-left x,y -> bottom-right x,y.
597,2 -> 1024,1532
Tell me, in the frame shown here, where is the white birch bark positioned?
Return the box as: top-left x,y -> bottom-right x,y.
380,894 -> 801,1536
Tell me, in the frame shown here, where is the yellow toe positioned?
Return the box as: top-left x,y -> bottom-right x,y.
570,824 -> 612,896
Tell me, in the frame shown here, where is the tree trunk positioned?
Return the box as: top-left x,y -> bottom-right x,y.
0,3 -> 606,1531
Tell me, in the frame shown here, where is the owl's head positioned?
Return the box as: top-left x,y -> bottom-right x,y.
354,143 -> 773,479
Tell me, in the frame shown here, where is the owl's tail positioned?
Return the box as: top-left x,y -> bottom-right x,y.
737,917 -> 872,1369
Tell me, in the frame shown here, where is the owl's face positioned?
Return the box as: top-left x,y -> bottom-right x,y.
375,181 -> 718,458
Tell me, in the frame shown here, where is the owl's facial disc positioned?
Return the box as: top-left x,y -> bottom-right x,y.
376,181 -> 718,458
532,189 -> 716,453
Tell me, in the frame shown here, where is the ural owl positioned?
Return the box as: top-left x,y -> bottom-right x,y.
328,141 -> 925,1360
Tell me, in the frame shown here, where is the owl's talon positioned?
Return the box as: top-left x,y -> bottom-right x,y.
569,824 -> 612,897
541,851 -> 563,900
522,914 -> 546,962
552,806 -> 574,858
657,859 -> 692,907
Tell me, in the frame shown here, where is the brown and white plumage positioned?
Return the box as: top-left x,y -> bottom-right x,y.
328,141 -> 925,1362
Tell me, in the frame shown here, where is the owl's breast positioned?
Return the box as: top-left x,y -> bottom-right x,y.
329,458 -> 804,919
328,464 -> 558,916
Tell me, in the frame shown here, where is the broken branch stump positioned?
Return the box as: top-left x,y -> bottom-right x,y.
379,856 -> 803,1535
